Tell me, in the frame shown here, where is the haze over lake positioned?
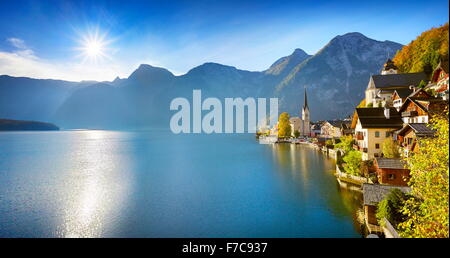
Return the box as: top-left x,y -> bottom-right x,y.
0,130 -> 362,237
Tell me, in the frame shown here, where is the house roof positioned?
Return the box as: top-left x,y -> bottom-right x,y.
371,72 -> 428,89
354,108 -> 403,129
396,123 -> 436,137
311,124 -> 321,130
399,96 -> 447,113
375,157 -> 408,170
431,60 -> 449,83
325,120 -> 347,128
393,88 -> 414,99
408,88 -> 431,98
363,183 -> 411,206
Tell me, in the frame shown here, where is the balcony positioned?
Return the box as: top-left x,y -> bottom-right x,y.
353,144 -> 360,151
402,110 -> 418,117
355,134 -> 364,140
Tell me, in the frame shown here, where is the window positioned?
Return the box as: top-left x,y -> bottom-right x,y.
375,143 -> 380,149
388,174 -> 396,180
375,131 -> 380,137
385,132 -> 390,137
374,153 -> 379,157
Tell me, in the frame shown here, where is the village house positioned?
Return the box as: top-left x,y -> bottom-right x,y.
374,158 -> 410,186
426,59 -> 449,99
365,59 -> 428,108
351,108 -> 403,160
362,183 -> 411,232
394,123 -> 435,157
391,88 -> 414,111
310,123 -> 322,138
398,93 -> 447,124
340,120 -> 353,136
320,120 -> 347,139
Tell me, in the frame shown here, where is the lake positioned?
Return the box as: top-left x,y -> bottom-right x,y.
0,130 -> 362,237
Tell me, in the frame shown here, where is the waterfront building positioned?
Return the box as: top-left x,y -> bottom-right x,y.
320,120 -> 349,139
288,86 -> 311,137
351,108 -> 403,160
362,183 -> 411,231
373,158 -> 410,186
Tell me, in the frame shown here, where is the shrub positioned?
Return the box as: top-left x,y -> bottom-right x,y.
342,150 -> 362,176
376,189 -> 409,228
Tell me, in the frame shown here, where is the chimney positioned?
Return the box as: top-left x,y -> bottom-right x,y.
384,107 -> 390,119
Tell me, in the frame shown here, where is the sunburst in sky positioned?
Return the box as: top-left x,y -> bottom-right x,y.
75,28 -> 114,63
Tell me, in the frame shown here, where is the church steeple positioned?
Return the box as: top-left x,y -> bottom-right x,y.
301,86 -> 311,136
303,86 -> 308,110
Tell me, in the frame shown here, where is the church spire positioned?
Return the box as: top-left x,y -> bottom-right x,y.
303,86 -> 308,110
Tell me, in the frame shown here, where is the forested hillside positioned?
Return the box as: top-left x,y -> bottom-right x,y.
393,23 -> 448,74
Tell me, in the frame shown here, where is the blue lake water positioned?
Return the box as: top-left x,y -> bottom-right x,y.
0,130 -> 362,237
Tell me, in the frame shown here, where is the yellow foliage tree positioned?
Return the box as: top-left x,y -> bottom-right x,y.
399,109 -> 449,238
393,23 -> 448,74
277,112 -> 291,138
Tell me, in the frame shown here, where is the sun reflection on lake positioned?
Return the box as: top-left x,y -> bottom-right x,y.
56,130 -> 133,238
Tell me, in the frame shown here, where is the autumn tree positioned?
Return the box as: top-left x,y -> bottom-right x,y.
382,137 -> 400,158
335,135 -> 355,153
393,23 -> 448,74
399,109 -> 449,238
342,150 -> 362,176
277,112 -> 291,138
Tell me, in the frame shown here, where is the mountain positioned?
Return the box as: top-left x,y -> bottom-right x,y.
0,32 -> 404,129
274,32 -> 403,119
265,48 -> 311,76
0,75 -> 98,122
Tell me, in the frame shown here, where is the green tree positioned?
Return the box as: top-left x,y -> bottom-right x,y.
342,150 -> 362,176
277,112 -> 291,138
376,189 -> 409,228
335,135 -> 354,153
382,137 -> 400,158
399,109 -> 449,238
293,130 -> 300,138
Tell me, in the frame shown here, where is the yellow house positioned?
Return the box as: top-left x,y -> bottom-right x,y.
351,108 -> 404,160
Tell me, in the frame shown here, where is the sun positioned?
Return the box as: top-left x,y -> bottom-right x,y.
75,28 -> 113,62
84,40 -> 104,58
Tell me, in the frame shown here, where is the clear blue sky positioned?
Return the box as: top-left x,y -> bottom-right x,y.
0,0 -> 448,81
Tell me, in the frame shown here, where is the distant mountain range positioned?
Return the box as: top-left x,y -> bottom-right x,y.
0,32 -> 403,129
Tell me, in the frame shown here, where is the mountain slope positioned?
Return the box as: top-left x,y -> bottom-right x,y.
1,32 -> 404,128
274,32 -> 403,119
0,75 -> 97,123
265,48 -> 311,76
393,23 -> 448,74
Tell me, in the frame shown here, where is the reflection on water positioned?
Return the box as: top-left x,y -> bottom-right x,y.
0,130 -> 362,237
270,144 -> 363,234
56,131 -> 133,237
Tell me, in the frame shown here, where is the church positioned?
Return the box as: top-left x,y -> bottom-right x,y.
289,87 -> 311,137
